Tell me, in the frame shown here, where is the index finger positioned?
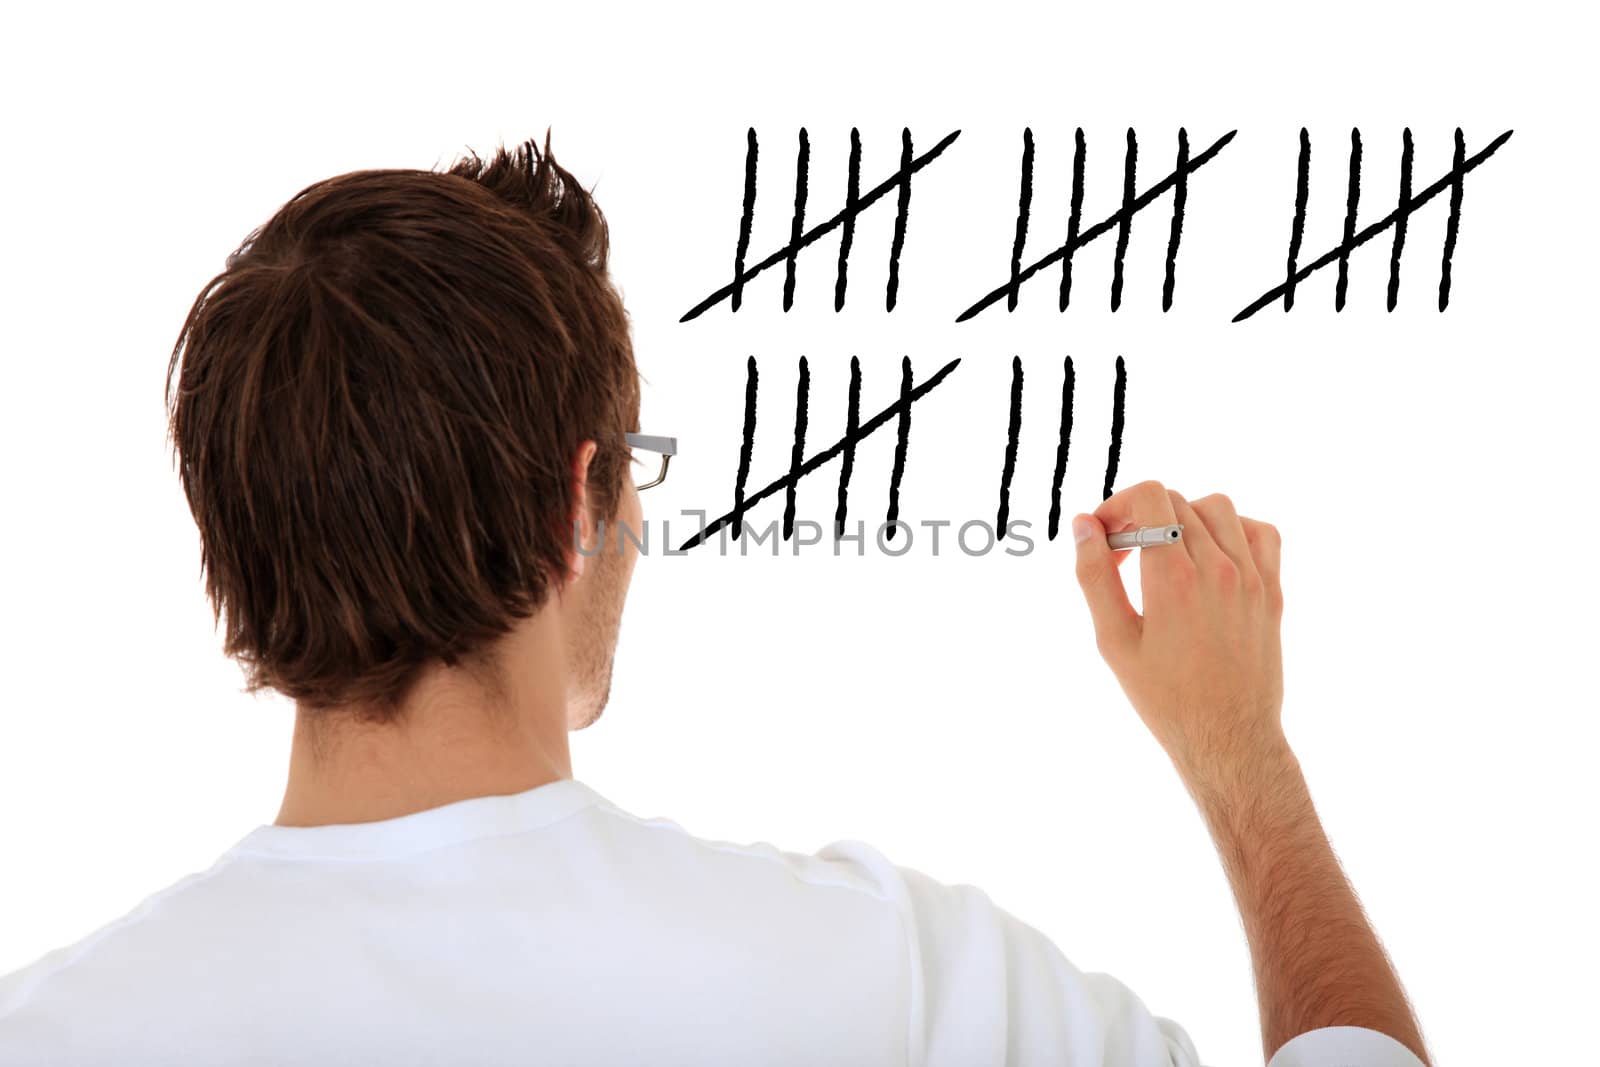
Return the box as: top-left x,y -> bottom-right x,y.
1091,479 -> 1181,545
1092,480 -> 1192,611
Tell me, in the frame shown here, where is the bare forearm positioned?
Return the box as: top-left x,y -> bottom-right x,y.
1072,487 -> 1428,1062
1182,739 -> 1428,1065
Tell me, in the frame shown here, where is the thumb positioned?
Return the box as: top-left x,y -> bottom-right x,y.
1071,514 -> 1139,656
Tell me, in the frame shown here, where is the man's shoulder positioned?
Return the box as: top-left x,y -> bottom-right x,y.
581,798 -> 909,907
0,854 -> 245,1057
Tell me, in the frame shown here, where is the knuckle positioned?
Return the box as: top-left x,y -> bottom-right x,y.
1245,517 -> 1274,536
1212,555 -> 1240,587
1243,518 -> 1281,548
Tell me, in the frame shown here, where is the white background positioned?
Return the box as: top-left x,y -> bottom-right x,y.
2,3 -> 1595,1064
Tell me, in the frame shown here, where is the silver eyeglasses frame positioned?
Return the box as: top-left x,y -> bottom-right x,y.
624,432 -> 677,491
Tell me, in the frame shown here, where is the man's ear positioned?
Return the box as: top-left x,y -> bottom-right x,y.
563,440 -> 600,585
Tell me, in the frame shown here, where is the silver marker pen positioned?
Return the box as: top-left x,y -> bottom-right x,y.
1107,523 -> 1184,550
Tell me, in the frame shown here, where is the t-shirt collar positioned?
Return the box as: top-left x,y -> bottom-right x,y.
228,777 -> 606,861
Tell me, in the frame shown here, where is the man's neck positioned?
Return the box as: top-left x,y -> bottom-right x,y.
275,620 -> 573,827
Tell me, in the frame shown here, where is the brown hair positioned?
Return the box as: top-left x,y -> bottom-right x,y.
164,133 -> 640,718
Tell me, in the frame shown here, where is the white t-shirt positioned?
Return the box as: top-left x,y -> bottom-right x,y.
0,778 -> 1423,1065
